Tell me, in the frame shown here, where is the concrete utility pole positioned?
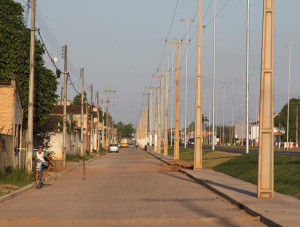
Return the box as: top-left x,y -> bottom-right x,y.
194,0 -> 203,170
153,87 -> 159,152
106,97 -> 118,146
146,87 -> 154,146
96,91 -> 99,151
102,85 -> 115,148
166,39 -> 189,160
296,103 -> 299,148
158,64 -> 169,156
245,0 -> 250,154
152,75 -> 163,153
26,0 -> 36,172
62,45 -> 67,167
170,53 -> 175,146
212,0 -> 216,151
231,81 -> 235,145
90,84 -> 93,152
257,0 -> 274,199
221,86 -> 227,145
80,68 -> 84,156
285,45 -> 296,148
143,93 -> 151,144
180,18 -> 194,149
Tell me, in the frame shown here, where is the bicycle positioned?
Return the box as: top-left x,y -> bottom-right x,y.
36,160 -> 49,189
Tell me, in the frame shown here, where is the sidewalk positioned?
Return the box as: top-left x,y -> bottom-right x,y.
0,154 -> 100,204
149,151 -> 300,227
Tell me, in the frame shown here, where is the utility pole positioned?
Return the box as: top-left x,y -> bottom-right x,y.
285,45 -> 296,149
170,53 -> 175,146
166,38 -> 189,160
96,91 -> 99,151
246,0 -> 250,154
212,0 -> 216,150
62,44 -> 67,167
158,64 -> 169,156
106,97 -> 118,146
143,93 -> 151,144
102,85 -> 115,148
146,87 -> 154,146
90,84 -> 93,152
221,86 -> 227,145
26,0 -> 36,172
152,75 -> 163,153
194,0 -> 203,170
180,19 -> 194,149
296,103 -> 299,148
80,68 -> 84,156
231,81 -> 235,146
257,0 -> 274,199
153,87 -> 159,152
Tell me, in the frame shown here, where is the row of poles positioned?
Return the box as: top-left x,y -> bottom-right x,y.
25,0 -> 118,171
136,0 -> 275,199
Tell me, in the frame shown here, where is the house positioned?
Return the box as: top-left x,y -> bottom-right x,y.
0,78 -> 23,168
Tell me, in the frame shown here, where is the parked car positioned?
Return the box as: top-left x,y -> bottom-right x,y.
187,138 -> 195,146
128,142 -> 134,148
108,143 -> 119,153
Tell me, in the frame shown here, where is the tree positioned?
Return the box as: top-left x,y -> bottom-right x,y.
0,0 -> 58,133
274,98 -> 300,142
71,92 -> 87,106
114,121 -> 134,138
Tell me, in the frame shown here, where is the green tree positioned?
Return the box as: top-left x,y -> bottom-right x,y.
115,121 -> 134,138
0,0 -> 58,133
71,92 -> 87,105
274,98 -> 300,142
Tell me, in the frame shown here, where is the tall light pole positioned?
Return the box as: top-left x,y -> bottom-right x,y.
285,45 -> 296,149
180,19 -> 194,149
245,0 -> 250,154
231,81 -> 236,145
212,0 -> 216,150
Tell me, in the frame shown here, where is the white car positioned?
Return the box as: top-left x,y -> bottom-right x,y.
108,144 -> 119,153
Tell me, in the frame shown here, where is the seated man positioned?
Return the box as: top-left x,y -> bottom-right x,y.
32,146 -> 53,185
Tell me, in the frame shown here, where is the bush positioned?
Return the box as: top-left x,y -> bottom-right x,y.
0,167 -> 35,186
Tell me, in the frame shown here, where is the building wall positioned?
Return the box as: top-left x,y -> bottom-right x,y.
0,83 -> 14,135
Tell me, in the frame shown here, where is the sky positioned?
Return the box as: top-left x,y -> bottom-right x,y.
16,0 -> 300,129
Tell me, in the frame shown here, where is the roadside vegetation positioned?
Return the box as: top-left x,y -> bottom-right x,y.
214,153 -> 300,200
166,146 -> 300,200
0,167 -> 35,196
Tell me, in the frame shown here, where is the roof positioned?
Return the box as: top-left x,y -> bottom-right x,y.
51,105 -> 87,115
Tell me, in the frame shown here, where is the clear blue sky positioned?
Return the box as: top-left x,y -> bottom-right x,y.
16,0 -> 300,128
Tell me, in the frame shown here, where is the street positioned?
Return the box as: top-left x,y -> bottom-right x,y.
0,148 -> 264,226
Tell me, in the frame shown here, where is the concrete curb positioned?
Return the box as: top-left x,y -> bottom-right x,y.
148,151 -> 281,227
0,154 -> 102,204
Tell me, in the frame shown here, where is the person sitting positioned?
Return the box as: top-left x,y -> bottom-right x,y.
32,146 -> 53,185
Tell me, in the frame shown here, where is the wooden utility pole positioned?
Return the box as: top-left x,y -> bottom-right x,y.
153,75 -> 163,153
80,68 -> 84,156
166,39 -> 189,160
257,0 -> 274,199
194,0 -> 203,170
62,45 -> 67,167
26,0 -> 36,171
96,91 -> 99,151
90,84 -> 93,152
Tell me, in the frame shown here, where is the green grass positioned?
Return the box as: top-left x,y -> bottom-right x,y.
0,167 -> 35,187
66,153 -> 95,162
213,153 -> 300,199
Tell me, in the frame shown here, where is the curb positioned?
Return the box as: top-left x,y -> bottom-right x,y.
148,151 -> 281,227
0,153 -> 102,204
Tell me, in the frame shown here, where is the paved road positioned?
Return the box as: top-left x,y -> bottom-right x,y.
0,148 -> 265,226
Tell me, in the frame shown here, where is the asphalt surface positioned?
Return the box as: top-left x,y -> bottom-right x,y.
0,148 -> 265,226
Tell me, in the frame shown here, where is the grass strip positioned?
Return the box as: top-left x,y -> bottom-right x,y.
213,153 -> 300,200
0,167 -> 35,187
